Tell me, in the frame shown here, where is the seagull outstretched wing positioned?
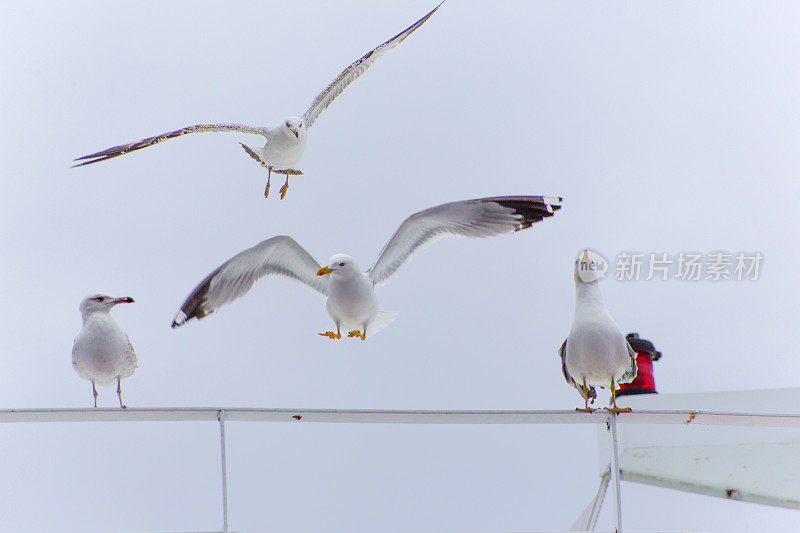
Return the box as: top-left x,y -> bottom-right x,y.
302,2 -> 443,129
367,196 -> 563,286
74,124 -> 267,167
172,236 -> 327,327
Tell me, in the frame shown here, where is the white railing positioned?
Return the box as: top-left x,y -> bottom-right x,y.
3,408 -> 798,533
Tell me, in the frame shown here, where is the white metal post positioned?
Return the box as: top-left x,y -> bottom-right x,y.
607,412 -> 623,533
218,409 -> 229,533
587,469 -> 611,530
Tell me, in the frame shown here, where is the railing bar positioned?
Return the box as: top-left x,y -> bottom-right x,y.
0,408 -> 798,428
218,410 -> 229,533
607,413 -> 623,533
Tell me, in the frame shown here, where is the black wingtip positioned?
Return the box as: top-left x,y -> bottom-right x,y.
492,196 -> 563,230
172,267 -> 220,329
71,158 -> 101,168
171,307 -> 211,329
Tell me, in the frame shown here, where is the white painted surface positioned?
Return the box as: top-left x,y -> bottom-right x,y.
599,388 -> 800,509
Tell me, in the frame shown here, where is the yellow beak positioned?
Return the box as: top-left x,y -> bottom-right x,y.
317,266 -> 334,276
291,128 -> 299,139
580,249 -> 589,265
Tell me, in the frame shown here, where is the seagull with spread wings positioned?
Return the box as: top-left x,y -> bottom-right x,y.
172,196 -> 563,339
74,2 -> 443,199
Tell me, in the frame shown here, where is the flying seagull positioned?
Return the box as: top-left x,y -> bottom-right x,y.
73,2 -> 444,200
559,250 -> 637,413
72,293 -> 138,408
172,196 -> 563,339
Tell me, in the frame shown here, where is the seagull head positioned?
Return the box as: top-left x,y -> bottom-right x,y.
574,249 -> 609,284
573,249 -> 592,283
80,293 -> 135,317
317,254 -> 358,278
283,117 -> 305,140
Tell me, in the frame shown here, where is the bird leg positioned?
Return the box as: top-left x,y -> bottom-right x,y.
92,381 -> 98,408
117,377 -> 127,409
605,379 -> 631,413
264,167 -> 272,198
348,329 -> 367,341
319,327 -> 341,339
575,382 -> 596,412
279,173 -> 290,200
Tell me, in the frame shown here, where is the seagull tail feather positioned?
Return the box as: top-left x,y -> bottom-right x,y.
367,310 -> 399,338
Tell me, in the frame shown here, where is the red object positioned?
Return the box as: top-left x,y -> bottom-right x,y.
619,353 -> 656,392
617,333 -> 661,396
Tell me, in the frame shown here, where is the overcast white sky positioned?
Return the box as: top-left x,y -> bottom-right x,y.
2,1 -> 800,531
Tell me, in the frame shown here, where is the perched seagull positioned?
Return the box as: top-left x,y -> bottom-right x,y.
172,196 -> 563,339
559,250 -> 637,413
73,2 -> 443,200
72,294 -> 137,408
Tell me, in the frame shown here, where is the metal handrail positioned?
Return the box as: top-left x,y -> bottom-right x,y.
1,407 -> 798,427
5,407 -> 798,533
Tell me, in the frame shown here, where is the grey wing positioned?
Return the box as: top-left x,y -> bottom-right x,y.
73,123 -> 267,167
620,341 -> 638,384
71,338 -> 79,370
367,195 -> 563,286
302,2 -> 443,129
560,339 -> 597,401
172,236 -> 327,327
119,334 -> 138,379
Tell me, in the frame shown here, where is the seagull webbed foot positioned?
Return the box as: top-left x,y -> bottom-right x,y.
319,331 -> 341,340
279,177 -> 289,200
575,407 -> 597,413
604,406 -> 632,413
348,330 -> 366,340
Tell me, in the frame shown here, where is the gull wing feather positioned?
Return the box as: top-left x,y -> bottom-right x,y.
172,236 -> 327,327
74,123 -> 267,167
559,339 -> 597,401
367,195 -> 563,286
71,338 -> 79,370
620,340 -> 639,384
118,333 -> 138,379
302,2 -> 443,129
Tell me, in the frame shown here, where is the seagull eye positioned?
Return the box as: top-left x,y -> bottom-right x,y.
339,262 -> 345,267
93,297 -> 104,302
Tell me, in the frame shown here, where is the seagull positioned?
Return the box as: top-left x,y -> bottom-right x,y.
559,250 -> 637,413
172,196 -> 563,339
73,2 -> 444,200
72,294 -> 137,408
